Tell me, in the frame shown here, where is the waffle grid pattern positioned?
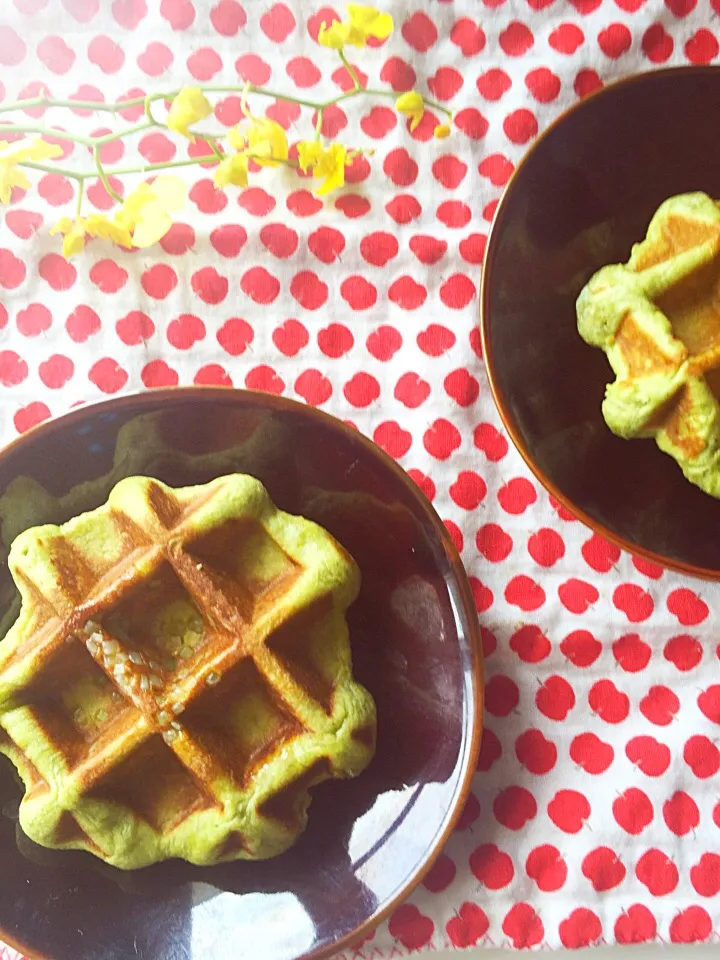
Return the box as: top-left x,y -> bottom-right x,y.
0,474 -> 372,869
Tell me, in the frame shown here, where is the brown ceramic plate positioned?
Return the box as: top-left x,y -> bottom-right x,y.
0,388 -> 482,960
482,65 -> 720,579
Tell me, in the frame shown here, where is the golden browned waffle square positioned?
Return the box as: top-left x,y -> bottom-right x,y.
0,475 -> 376,868
577,192 -> 720,498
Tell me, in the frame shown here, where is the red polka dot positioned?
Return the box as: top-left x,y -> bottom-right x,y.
373,421 -> 412,459
559,909 -> 601,948
547,789 -> 589,832
407,469 -> 435,502
440,274 -> 476,309
598,23 -> 632,58
194,364 -> 232,387
614,905 -> 657,945
664,634 -> 703,671
142,360 -> 178,388
217,318 -> 254,356
510,626 -> 551,664
525,67 -> 561,102
295,370 -> 332,407
570,732 -> 613,773
88,357 -> 128,394
670,907 -> 712,944
667,587 -> 708,625
589,679 -> 630,724
476,68 -> 511,100
344,372 -> 380,408
444,369 -> 479,407
685,28 -> 719,64
549,22 -> 585,54
574,69 -> 603,98
612,788 -> 653,835
527,528 -> 565,567
432,154 -> 467,189
478,155 -> 514,187
453,108 -> 488,141
235,53 -> 271,85
423,418 -> 461,460
318,323 -> 354,358
450,471 -> 487,509
443,520 -> 463,553
497,477 -> 536,514
476,524 -> 512,562
417,324 -> 455,356
0,351 -> 28,386
383,148 -> 418,187
561,630 -> 601,667
394,372 -> 430,409
401,11 -> 438,52
116,311 -> 154,346
612,633 -> 651,672
613,584 -> 654,622
635,849 -> 679,896
473,423 -> 508,461
245,365 -> 285,395
360,231 -> 399,266
501,904 -> 543,949
367,325 -> 402,361
642,23 -> 674,62
505,575 -> 546,612
503,109 -> 538,144
14,401 -> 51,433
341,276 -> 377,311
499,20 -> 534,56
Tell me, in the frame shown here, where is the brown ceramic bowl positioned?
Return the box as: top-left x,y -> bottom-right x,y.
0,388 -> 482,960
482,65 -> 720,579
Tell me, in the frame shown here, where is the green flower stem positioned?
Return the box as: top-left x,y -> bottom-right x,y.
19,153 -> 300,181
0,96 -> 150,115
93,146 -> 122,203
0,84 -> 453,120
3,70 -> 452,229
0,123 -> 95,147
363,87 -> 453,118
109,157 -> 212,175
197,135 -> 224,162
75,178 -> 84,217
0,86 -> 452,155
95,121 -> 155,145
338,51 -> 362,91
20,160 -> 89,178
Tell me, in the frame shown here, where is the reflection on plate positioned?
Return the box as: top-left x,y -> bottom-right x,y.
0,389 -> 482,960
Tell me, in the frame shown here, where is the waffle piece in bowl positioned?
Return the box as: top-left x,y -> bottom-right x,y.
577,192 -> 720,498
0,474 -> 376,869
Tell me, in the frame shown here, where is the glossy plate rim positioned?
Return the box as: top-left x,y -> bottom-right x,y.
480,64 -> 720,582
0,385 -> 484,960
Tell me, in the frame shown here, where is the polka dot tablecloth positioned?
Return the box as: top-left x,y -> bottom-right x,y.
3,0 -> 720,956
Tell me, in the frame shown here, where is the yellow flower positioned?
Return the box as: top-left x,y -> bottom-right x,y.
244,117 -> 288,167
214,152 -> 249,189
395,91 -> 425,132
50,214 -> 133,259
434,123 -> 451,139
318,4 -> 393,49
0,138 -> 62,204
167,87 -> 213,139
115,176 -> 186,248
297,141 -> 349,196
213,127 -> 259,189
